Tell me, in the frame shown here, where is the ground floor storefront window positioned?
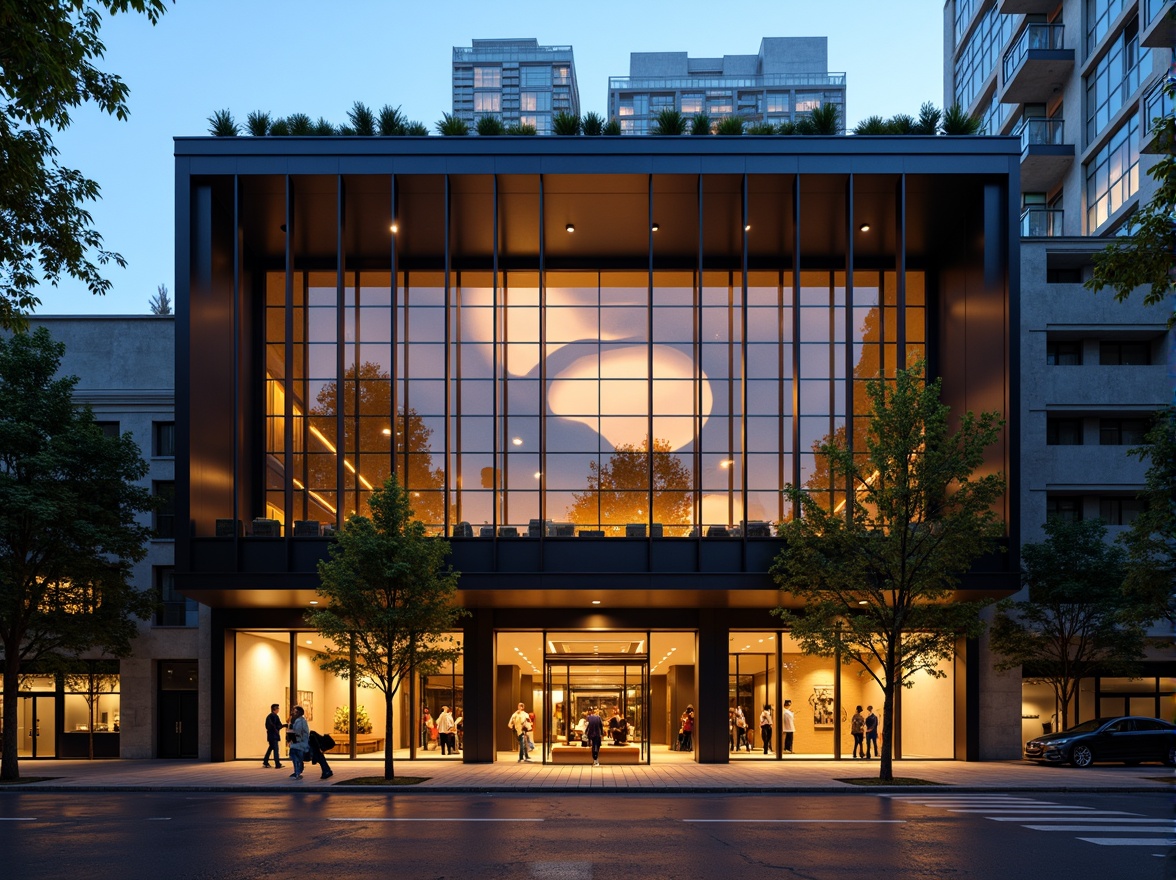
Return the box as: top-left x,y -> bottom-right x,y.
0,666 -> 121,758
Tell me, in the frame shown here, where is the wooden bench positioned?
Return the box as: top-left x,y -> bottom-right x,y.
550,744 -> 641,765
328,734 -> 385,754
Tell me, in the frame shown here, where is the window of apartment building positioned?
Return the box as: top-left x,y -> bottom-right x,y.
153,421 -> 175,457
681,93 -> 704,115
795,92 -> 822,113
553,66 -> 570,85
650,94 -> 675,113
952,7 -> 1015,109
1100,417 -> 1149,444
1046,340 -> 1082,364
1085,17 -> 1148,143
1098,495 -> 1142,525
95,420 -> 120,439
1085,113 -> 1140,231
954,0 -> 979,44
474,92 -> 501,114
153,480 -> 175,539
520,66 -> 550,88
738,92 -> 762,114
765,92 -> 787,114
1099,340 -> 1150,364
1086,0 -> 1130,53
520,91 -> 551,112
707,94 -> 733,115
473,66 -> 501,89
155,567 -> 198,627
1046,417 -> 1084,445
1046,495 -> 1083,522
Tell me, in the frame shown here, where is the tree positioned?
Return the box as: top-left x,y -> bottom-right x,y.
346,102 -> 376,136
148,283 -> 171,315
800,103 -> 841,135
990,518 -> 1152,731
377,105 -> 406,136
0,328 -> 155,780
770,363 -> 1005,781
62,660 -> 120,759
602,119 -> 622,136
715,117 -> 745,136
1085,79 -> 1175,316
436,113 -> 470,136
581,112 -> 605,136
206,109 -> 238,136
651,109 -> 687,136
1120,407 -> 1176,625
505,122 -> 537,136
476,116 -> 505,136
308,474 -> 466,780
551,112 -> 581,136
564,437 -> 692,535
690,114 -> 712,136
941,101 -> 983,135
245,110 -> 271,137
0,0 -> 171,329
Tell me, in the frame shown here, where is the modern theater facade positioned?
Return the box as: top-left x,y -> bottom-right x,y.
175,135 -> 1021,764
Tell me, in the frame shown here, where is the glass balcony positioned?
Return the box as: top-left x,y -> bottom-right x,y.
1020,207 -> 1064,237
1001,24 -> 1073,104
1141,78 -> 1175,154
1018,117 -> 1063,149
1017,118 -> 1074,190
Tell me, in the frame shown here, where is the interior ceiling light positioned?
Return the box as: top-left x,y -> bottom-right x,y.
651,222 -> 660,232
744,223 -> 751,231
511,437 -> 523,446
859,223 -> 871,232
858,599 -> 869,605
591,600 -> 601,605
305,640 -> 312,645
309,600 -> 319,605
390,222 -> 399,234
382,427 -> 392,436
565,223 -> 575,233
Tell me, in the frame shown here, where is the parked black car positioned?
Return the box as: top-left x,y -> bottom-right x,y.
1024,716 -> 1176,767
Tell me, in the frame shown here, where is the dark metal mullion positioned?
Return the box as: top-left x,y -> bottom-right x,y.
283,176 -> 294,534
740,174 -> 749,542
336,176 -> 346,527
695,175 -> 704,539
897,173 -> 907,360
791,176 -> 801,519
538,175 -> 546,539
778,269 -> 785,524
390,176 -> 399,495
232,176 -> 240,540
444,175 -> 452,537
493,176 -> 502,538
647,173 -> 654,541
845,175 -> 855,523
727,272 -> 734,530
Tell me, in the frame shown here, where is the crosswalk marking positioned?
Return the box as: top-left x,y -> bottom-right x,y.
1078,838 -> 1176,847
988,816 -> 1168,823
1025,825 -> 1176,833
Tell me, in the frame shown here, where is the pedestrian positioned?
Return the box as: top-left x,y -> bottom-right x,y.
609,706 -> 624,745
436,705 -> 456,755
759,703 -> 773,755
728,707 -> 736,751
307,728 -> 334,779
287,705 -> 309,780
734,705 -> 750,751
508,702 -> 533,762
865,705 -> 879,758
851,705 -> 866,758
575,711 -> 588,745
526,712 -> 537,755
421,708 -> 434,750
585,705 -> 605,766
781,699 -> 795,753
263,703 -> 285,768
454,709 -> 464,751
681,705 -> 695,752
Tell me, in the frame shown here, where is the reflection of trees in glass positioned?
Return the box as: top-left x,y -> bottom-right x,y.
308,361 -> 447,526
565,437 -> 692,535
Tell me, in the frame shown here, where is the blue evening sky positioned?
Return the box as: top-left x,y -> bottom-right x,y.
44,0 -> 946,316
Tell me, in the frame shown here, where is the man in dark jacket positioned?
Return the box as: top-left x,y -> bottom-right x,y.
308,730 -> 334,779
585,706 -> 605,766
263,703 -> 285,768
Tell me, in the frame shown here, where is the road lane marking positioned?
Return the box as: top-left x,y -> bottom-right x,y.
1025,825 -> 1176,833
682,819 -> 906,824
0,818 -> 37,822
1077,838 -> 1175,846
987,817 -> 1163,823
329,818 -> 544,823
950,809 -> 1134,815
147,818 -> 171,821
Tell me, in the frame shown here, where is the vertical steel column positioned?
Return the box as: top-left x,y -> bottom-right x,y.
791,176 -> 802,517
695,175 -> 704,540
349,635 -> 357,760
896,174 -> 907,359
336,177 -> 346,527
538,175 -> 547,536
492,176 -> 501,554
647,173 -> 655,548
232,177 -> 240,541
845,175 -> 855,522
833,641 -> 842,759
390,177 -> 399,492
444,176 -> 452,537
740,174 -> 749,550
283,177 -> 294,533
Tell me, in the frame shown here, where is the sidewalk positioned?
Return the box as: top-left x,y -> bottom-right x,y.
2,752 -> 1171,793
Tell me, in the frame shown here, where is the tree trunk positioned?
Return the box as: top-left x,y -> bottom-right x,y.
87,668 -> 96,761
384,694 -> 395,780
2,652 -> 20,781
879,646 -> 897,782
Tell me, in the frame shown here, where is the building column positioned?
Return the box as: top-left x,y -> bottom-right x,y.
462,607 -> 495,763
696,611 -> 729,764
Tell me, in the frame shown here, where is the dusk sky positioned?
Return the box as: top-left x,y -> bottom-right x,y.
44,0 -> 946,316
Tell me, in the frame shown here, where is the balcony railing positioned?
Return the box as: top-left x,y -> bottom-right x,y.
1018,117 -> 1064,150
1145,77 -> 1174,124
1142,78 -> 1175,153
1003,23 -> 1065,81
1144,0 -> 1171,27
1020,207 -> 1064,237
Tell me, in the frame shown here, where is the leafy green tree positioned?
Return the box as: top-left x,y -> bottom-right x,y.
1085,80 -> 1175,316
148,283 -> 171,315
602,118 -> 622,136
505,122 -> 536,136
436,113 -> 470,136
990,518 -> 1152,732
0,328 -> 156,780
313,117 -> 334,136
207,109 -> 238,136
887,114 -> 918,135
581,112 -> 605,136
1120,407 -> 1176,624
0,0 -> 171,329
347,101 -> 376,136
853,115 -> 891,135
715,117 -> 744,136
476,116 -> 505,136
378,105 -> 406,136
771,363 -> 1005,781
651,109 -> 687,136
287,113 -> 314,136
690,114 -> 712,136
746,121 -> 776,135
268,118 -> 291,136
801,103 -> 841,135
915,102 -> 942,135
565,437 -> 693,535
405,121 -> 429,136
776,120 -> 796,135
941,101 -> 983,135
309,475 -> 465,780
246,110 -> 271,137
551,112 -> 581,135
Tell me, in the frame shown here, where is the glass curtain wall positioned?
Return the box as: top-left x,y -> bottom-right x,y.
259,173 -> 926,539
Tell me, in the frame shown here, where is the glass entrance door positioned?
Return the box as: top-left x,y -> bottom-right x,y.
17,695 -> 56,758
544,659 -> 649,764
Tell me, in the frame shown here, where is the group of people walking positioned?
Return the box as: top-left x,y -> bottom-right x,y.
421,705 -> 463,755
263,703 -> 333,780
850,705 -> 879,758
729,700 -> 795,754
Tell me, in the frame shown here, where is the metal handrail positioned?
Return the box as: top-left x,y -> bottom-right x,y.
608,73 -> 846,91
1003,23 -> 1065,81
1017,117 -> 1064,150
1020,207 -> 1064,237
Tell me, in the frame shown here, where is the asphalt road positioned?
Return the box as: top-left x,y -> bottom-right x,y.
2,791 -> 1172,879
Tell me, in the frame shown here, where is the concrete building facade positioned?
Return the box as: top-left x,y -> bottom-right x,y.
607,38 -> 846,134
452,38 -> 580,134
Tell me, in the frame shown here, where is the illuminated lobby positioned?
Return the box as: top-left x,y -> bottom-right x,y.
174,135 -> 1020,763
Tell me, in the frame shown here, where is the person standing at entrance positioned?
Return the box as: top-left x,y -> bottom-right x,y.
864,705 -> 879,758
851,706 -> 866,758
781,699 -> 795,753
759,703 -> 773,755
681,705 -> 695,752
585,706 -> 605,766
421,708 -> 434,750
508,702 -> 532,762
263,703 -> 285,768
734,706 -> 750,751
287,705 -> 309,779
436,705 -> 456,755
